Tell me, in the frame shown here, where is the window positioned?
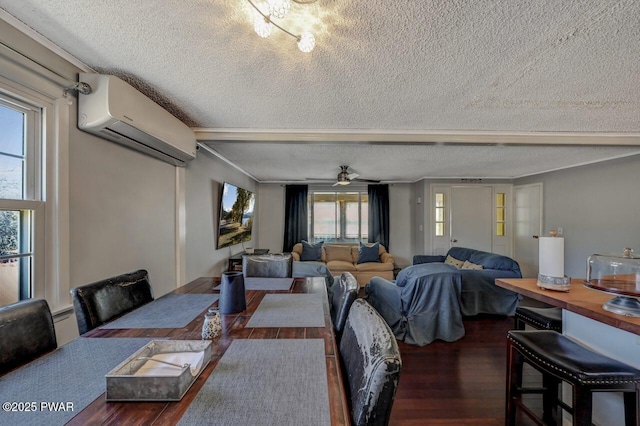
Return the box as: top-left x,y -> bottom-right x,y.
496,193 -> 506,236
308,191 -> 368,242
434,192 -> 446,237
0,95 -> 42,307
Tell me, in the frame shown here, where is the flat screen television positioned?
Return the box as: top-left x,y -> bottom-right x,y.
216,182 -> 255,249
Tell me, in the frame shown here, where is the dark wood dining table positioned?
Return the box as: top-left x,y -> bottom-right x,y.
67,276 -> 350,425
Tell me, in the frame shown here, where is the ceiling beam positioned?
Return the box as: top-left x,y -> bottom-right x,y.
193,128 -> 640,146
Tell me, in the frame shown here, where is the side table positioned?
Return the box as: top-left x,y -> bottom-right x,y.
227,249 -> 270,272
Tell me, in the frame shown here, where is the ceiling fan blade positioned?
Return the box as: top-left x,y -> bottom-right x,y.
353,178 -> 380,183
346,172 -> 359,180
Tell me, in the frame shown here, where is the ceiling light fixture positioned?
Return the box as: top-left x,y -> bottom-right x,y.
246,0 -> 317,53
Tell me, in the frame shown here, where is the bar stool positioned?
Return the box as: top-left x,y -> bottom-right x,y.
506,330 -> 640,426
515,306 -> 563,331
513,306 -> 564,404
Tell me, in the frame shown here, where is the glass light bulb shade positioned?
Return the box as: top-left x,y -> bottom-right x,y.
268,0 -> 290,19
297,32 -> 315,53
254,15 -> 273,38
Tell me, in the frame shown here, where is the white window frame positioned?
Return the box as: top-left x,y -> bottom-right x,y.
0,95 -> 40,199
308,188 -> 369,243
0,91 -> 44,305
0,54 -> 70,314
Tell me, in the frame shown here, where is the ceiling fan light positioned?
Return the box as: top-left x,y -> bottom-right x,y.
336,179 -> 350,185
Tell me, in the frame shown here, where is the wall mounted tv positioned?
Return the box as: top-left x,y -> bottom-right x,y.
216,182 -> 255,249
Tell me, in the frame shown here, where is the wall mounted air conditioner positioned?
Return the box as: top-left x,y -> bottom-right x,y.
78,73 -> 197,167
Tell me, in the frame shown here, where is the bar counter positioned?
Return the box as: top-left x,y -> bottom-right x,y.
495,278 -> 640,336
496,277 -> 640,425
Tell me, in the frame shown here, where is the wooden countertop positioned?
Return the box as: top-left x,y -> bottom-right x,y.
495,278 -> 640,336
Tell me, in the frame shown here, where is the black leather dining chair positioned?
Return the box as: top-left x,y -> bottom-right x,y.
331,272 -> 358,339
70,269 -> 154,335
339,299 -> 402,426
0,298 -> 57,376
242,254 -> 293,278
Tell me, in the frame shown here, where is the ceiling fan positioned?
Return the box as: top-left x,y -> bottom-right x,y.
331,165 -> 380,186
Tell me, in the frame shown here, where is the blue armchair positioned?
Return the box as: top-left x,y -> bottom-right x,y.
366,263 -> 465,346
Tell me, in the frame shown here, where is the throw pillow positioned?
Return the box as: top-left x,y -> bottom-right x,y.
300,240 -> 323,261
324,244 -> 353,262
357,242 -> 381,264
461,260 -> 484,270
444,255 -> 464,269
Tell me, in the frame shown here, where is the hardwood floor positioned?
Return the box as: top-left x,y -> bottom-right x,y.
389,313 -> 542,425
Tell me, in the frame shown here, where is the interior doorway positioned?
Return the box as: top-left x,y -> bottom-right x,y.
430,184 -> 512,256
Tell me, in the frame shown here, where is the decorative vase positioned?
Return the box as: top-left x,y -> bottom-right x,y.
201,308 -> 222,340
218,271 -> 246,314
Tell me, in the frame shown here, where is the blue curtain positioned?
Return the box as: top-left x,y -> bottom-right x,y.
368,184 -> 390,250
283,185 -> 308,252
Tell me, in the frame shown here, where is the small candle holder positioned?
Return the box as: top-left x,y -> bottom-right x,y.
201,308 -> 222,340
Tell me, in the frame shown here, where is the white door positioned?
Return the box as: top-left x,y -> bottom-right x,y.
450,186 -> 493,252
514,183 -> 543,278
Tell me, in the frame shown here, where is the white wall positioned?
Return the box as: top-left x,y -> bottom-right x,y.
69,123 -> 177,297
257,183 -> 285,253
515,154 -> 640,278
184,149 -> 258,282
389,184 -> 413,267
412,180 -> 426,255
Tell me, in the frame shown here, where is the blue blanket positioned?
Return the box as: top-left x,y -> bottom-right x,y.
367,270 -> 465,346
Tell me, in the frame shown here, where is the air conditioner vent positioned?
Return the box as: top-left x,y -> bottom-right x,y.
78,73 -> 197,167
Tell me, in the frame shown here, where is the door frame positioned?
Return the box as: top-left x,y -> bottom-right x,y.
513,182 -> 544,277
429,183 -> 513,256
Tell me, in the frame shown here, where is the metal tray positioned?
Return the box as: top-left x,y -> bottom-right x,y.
106,340 -> 211,401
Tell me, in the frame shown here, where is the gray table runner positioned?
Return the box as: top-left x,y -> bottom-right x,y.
179,339 -> 330,426
246,294 -> 325,328
100,293 -> 219,329
0,337 -> 154,426
213,277 -> 294,291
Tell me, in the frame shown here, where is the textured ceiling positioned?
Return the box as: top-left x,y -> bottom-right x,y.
202,142 -> 640,181
1,0 -> 639,180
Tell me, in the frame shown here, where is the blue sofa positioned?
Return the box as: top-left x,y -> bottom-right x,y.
365,247 -> 522,346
